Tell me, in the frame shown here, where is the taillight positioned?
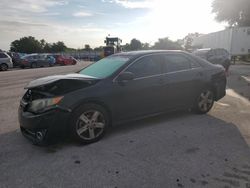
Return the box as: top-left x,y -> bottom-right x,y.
225,70 -> 229,77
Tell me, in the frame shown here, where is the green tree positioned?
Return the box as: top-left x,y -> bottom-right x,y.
40,39 -> 46,51
122,43 -> 131,51
183,33 -> 202,51
130,39 -> 142,51
142,42 -> 150,50
152,37 -> 183,50
212,0 -> 250,26
84,44 -> 92,51
50,41 -> 67,53
10,36 -> 42,53
43,43 -> 52,53
10,37 -> 67,53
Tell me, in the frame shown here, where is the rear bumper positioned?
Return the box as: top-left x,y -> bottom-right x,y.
213,79 -> 226,101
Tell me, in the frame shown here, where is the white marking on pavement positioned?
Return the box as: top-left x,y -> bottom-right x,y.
216,102 -> 230,107
226,89 -> 250,105
241,76 -> 250,82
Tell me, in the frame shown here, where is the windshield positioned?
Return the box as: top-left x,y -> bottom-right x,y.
21,54 -> 36,59
79,55 -> 130,78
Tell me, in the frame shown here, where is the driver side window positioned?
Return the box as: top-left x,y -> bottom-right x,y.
126,55 -> 162,79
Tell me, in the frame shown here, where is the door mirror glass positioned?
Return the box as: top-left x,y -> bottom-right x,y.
117,72 -> 134,82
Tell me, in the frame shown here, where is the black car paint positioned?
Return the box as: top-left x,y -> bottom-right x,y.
19,50 -> 226,143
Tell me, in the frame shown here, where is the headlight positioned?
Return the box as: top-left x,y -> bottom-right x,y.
28,96 -> 63,113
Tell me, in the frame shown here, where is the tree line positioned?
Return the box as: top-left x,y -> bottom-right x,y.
10,36 -> 67,53
9,36 -> 186,53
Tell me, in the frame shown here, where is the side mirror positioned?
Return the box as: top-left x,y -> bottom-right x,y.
116,72 -> 134,82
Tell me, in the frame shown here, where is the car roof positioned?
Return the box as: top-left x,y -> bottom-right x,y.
114,50 -> 186,59
194,48 -> 211,52
119,50 -> 183,55
24,53 -> 38,56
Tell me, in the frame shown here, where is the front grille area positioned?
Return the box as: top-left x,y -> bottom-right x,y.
21,90 -> 50,112
23,89 -> 49,102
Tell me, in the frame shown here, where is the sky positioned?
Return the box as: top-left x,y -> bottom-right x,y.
0,0 -> 226,50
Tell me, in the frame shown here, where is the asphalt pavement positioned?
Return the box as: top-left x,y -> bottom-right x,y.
0,63 -> 250,188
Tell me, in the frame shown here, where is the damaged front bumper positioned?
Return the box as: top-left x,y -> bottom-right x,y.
18,105 -> 71,145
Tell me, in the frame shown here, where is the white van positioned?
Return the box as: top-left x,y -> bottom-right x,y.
0,52 -> 13,71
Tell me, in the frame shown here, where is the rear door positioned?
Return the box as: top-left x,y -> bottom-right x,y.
161,53 -> 203,109
112,54 -> 165,120
32,55 -> 40,66
40,55 -> 48,66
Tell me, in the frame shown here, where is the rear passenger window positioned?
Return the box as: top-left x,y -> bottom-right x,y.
126,55 -> 162,78
163,54 -> 191,73
0,53 -> 7,58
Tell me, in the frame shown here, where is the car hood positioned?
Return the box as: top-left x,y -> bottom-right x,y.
25,73 -> 97,89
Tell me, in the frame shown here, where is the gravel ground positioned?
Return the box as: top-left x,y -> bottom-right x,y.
0,63 -> 250,188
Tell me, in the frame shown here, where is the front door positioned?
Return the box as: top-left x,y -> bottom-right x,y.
112,54 -> 165,121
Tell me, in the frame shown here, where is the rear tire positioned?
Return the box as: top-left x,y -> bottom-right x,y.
70,103 -> 110,144
0,63 -> 8,71
193,89 -> 214,114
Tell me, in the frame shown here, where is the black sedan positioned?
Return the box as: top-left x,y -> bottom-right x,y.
18,50 -> 226,145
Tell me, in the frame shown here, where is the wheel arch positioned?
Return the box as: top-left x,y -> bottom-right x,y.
202,82 -> 217,100
0,63 -> 9,70
71,99 -> 113,126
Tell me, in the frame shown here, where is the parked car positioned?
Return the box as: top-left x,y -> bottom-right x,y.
7,52 -> 21,67
53,55 -> 77,65
46,55 -> 56,65
193,48 -> 231,74
20,54 -> 54,68
18,50 -> 226,145
0,52 -> 13,71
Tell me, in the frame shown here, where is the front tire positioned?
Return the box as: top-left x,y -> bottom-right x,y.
194,89 -> 214,114
70,104 -> 109,144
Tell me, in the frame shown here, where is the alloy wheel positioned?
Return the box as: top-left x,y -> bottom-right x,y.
198,90 -> 214,112
76,110 -> 105,140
